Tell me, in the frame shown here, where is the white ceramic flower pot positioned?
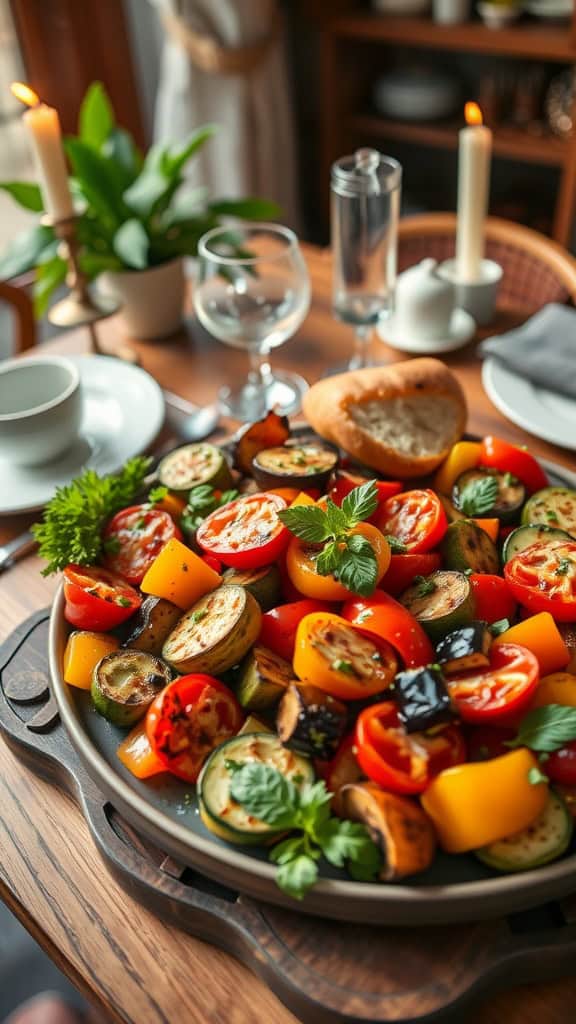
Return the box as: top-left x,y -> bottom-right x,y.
99,258 -> 185,340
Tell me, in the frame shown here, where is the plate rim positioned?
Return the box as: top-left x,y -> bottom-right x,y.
482,357 -> 576,452
48,447 -> 576,921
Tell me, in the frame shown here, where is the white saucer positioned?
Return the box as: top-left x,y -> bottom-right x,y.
482,357 -> 576,451
376,308 -> 476,355
0,355 -> 165,515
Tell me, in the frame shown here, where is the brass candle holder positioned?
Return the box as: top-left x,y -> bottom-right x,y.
45,214 -> 137,362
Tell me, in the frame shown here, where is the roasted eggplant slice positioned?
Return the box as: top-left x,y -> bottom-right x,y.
453,468 -> 526,524
237,645 -> 294,711
234,411 -> 290,476
221,564 -> 282,611
252,444 -> 338,492
158,443 -> 233,494
440,520 -> 499,574
339,782 -> 436,880
91,650 -> 172,726
436,622 -> 493,675
276,682 -> 347,760
118,596 -> 182,655
394,665 -> 452,733
162,585 -> 261,675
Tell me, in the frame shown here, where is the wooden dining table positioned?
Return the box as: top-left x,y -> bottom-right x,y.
0,242 -> 575,1024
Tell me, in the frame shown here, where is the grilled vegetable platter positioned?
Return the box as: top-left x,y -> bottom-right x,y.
43,413 -> 576,919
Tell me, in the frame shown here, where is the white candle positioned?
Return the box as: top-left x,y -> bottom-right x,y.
456,103 -> 492,284
12,83 -> 74,221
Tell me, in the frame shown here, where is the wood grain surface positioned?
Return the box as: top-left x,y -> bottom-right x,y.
0,244 -> 575,1023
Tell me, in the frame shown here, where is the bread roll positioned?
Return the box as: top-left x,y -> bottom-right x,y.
302,359 -> 467,479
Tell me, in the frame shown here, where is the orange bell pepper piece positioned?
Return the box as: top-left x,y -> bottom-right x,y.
290,491 -> 316,507
434,441 -> 482,496
494,612 -> 570,677
531,671 -> 576,709
472,518 -> 500,543
117,721 -> 166,779
421,748 -> 548,853
140,537 -> 221,610
63,630 -> 119,690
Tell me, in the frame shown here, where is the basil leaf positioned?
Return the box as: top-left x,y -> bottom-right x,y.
276,855 -> 319,900
510,705 -> 576,753
341,480 -> 378,526
315,539 -> 340,577
277,505 -> 330,543
337,534 -> 378,596
228,762 -> 299,826
458,476 -> 499,517
324,498 -> 348,537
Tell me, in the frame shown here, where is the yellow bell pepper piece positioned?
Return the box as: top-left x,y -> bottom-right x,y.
531,672 -> 576,709
421,749 -> 548,853
140,537 -> 221,610
63,630 -> 119,690
494,612 -> 569,677
290,491 -> 316,507
434,441 -> 482,496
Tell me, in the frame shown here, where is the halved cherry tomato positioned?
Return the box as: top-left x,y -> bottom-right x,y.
469,573 -> 516,624
381,552 -> 441,597
545,742 -> 576,786
63,564 -> 141,631
342,591 -> 434,668
102,504 -> 182,584
479,436 -> 549,494
445,642 -> 539,724
196,492 -> 289,569
293,611 -> 398,700
330,472 -> 403,523
375,489 -> 447,553
354,701 -> 466,794
146,674 -> 243,783
285,522 -> 391,600
259,598 -> 332,661
504,540 -> 576,621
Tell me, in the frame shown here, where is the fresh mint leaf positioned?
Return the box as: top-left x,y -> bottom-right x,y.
385,535 -> 407,554
508,705 -> 576,753
341,479 -> 378,526
337,534 -> 378,596
276,855 -> 318,900
457,476 -> 499,517
324,498 -> 348,537
277,504 -> 330,544
228,762 -> 299,827
315,539 -> 341,576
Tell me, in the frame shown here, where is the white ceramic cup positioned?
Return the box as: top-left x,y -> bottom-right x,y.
0,355 -> 82,467
437,258 -> 503,326
394,258 -> 456,341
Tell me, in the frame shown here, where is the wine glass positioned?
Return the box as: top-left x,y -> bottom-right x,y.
194,223 -> 311,421
331,149 -> 402,369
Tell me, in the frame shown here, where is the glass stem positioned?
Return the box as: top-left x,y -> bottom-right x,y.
349,325 -> 372,370
247,348 -> 271,417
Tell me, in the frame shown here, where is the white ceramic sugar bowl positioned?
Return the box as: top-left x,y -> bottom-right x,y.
394,258 -> 456,342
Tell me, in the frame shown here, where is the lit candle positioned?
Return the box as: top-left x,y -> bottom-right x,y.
456,102 -> 492,283
11,82 -> 74,222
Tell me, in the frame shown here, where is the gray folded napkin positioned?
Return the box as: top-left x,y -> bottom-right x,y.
479,303 -> 576,400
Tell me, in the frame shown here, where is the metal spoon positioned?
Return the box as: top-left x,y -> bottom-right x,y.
163,390 -> 221,442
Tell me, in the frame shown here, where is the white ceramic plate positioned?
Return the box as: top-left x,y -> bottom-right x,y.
524,0 -> 572,17
0,355 -> 164,515
377,307 -> 476,355
482,357 -> 576,451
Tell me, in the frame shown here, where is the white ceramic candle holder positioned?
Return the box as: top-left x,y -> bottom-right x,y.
437,259 -> 503,326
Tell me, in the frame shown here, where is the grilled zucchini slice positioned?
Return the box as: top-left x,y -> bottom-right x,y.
476,791 -> 573,872
252,444 -> 337,491
503,524 -> 572,563
221,564 -> 282,611
158,443 -> 232,494
162,585 -> 261,675
276,683 -> 347,759
441,520 -> 499,574
91,651 -> 172,727
522,486 -> 576,538
436,622 -> 493,675
237,645 -> 293,712
399,571 -> 475,642
198,732 -> 313,845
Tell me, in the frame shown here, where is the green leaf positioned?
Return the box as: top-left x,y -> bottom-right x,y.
489,618 -> 510,637
79,81 -> 114,150
414,574 -> 437,597
276,855 -> 318,901
163,187 -> 209,225
228,762 -> 299,827
123,143 -> 174,219
269,836 -> 308,866
148,485 -> 168,506
458,476 -> 499,517
341,480 -> 378,526
298,780 -> 333,832
324,498 -> 348,537
79,252 -> 123,278
337,534 -> 378,596
0,224 -> 54,280
165,124 -> 218,176
315,539 -> 341,576
0,181 -> 44,212
208,196 -> 282,220
528,766 -> 548,785
385,535 -> 407,554
102,128 -> 143,188
508,705 -> 576,753
33,254 -> 68,317
315,818 -> 377,870
113,218 -> 149,269
277,504 -> 330,544
65,137 -> 127,225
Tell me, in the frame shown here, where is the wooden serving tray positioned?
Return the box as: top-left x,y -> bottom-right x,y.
3,612 -> 576,1023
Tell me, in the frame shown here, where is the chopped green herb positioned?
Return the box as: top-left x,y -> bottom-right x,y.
414,574 -> 437,597
148,485 -> 168,506
385,535 -> 407,554
503,472 -> 518,487
191,608 -> 208,624
555,557 -> 572,576
457,476 -> 499,517
528,766 -> 548,786
116,596 -> 132,607
332,659 -> 356,675
546,510 -> 559,523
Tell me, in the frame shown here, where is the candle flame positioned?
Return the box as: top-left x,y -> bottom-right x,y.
465,102 -> 483,127
11,82 -> 40,108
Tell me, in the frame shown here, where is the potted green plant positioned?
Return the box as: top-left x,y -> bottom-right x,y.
0,83 -> 280,339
